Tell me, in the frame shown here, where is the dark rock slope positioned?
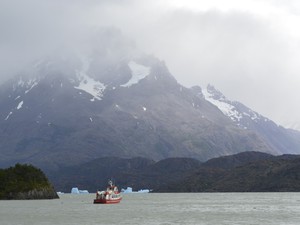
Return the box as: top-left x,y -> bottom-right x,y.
158,152 -> 300,192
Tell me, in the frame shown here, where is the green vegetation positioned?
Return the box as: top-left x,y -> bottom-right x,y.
0,164 -> 59,200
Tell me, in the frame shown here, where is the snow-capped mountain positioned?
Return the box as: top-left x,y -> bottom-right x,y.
202,84 -> 269,128
201,85 -> 300,154
1,29 -> 300,171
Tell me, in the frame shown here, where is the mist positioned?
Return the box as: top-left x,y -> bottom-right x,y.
1,0 -> 300,128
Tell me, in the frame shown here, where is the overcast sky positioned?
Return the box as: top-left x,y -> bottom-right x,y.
1,0 -> 300,128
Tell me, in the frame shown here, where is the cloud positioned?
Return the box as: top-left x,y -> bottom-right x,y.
0,1 -> 77,78
115,7 -> 297,124
0,0 -> 142,80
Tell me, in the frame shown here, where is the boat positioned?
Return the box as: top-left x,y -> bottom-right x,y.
93,180 -> 122,204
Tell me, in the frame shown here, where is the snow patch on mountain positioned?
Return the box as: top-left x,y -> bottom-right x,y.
202,85 -> 271,128
4,112 -> 13,120
74,57 -> 106,101
25,81 -> 38,94
121,61 -> 151,87
75,74 -> 106,101
13,77 -> 39,94
202,88 -> 243,122
17,101 -> 23,110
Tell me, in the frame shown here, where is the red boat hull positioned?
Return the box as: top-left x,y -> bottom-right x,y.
94,180 -> 122,204
93,197 -> 122,204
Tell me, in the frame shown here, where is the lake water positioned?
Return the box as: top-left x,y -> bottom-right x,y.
1,193 -> 300,225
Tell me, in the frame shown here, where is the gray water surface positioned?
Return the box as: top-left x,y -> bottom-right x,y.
1,193 -> 300,225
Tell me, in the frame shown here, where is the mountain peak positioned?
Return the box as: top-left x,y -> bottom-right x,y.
206,84 -> 226,101
202,85 -> 243,123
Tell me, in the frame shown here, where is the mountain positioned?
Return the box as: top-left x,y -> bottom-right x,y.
48,152 -> 300,193
157,153 -> 300,192
284,121 -> 300,131
48,157 -> 202,192
202,151 -> 273,169
1,28 -> 300,171
202,85 -> 300,155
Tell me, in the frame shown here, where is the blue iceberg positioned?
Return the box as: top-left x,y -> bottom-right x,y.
71,187 -> 80,194
138,189 -> 150,193
71,187 -> 89,194
121,187 -> 150,193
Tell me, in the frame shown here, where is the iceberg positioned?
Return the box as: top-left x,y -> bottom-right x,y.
71,187 -> 89,194
121,187 -> 150,194
138,189 -> 150,193
121,187 -> 133,193
71,187 -> 80,194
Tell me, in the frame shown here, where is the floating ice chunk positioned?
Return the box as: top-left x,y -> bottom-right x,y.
121,187 -> 133,193
71,187 -> 80,194
121,187 -> 150,193
71,187 -> 89,194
